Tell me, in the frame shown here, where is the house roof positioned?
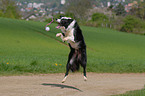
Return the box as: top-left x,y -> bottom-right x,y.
22,13 -> 37,19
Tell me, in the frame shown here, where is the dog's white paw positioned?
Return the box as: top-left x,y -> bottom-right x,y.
63,37 -> 68,41
84,76 -> 87,81
62,76 -> 68,83
62,80 -> 65,83
56,33 -> 62,37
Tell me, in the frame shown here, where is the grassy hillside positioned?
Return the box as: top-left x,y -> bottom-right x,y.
112,87 -> 145,96
0,17 -> 68,75
82,26 -> 145,72
0,17 -> 145,75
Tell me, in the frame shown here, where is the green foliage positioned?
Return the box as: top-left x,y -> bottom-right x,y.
65,12 -> 75,19
114,3 -> 126,16
4,5 -> 15,19
121,23 -> 133,32
0,10 -> 4,17
120,15 -> 141,32
129,1 -> 145,20
92,13 -> 108,21
90,12 -> 109,27
141,21 -> 145,29
136,1 -> 145,20
0,0 -> 21,19
65,0 -> 92,20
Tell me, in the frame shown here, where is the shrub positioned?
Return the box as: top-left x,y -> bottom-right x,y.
90,13 -> 109,27
65,12 -> 75,19
0,10 -> 4,17
120,15 -> 141,32
92,13 -> 108,21
121,24 -> 134,32
114,3 -> 126,16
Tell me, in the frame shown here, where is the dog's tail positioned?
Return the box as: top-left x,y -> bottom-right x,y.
70,61 -> 80,72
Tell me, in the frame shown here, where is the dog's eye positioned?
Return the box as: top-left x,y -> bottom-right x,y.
61,20 -> 67,25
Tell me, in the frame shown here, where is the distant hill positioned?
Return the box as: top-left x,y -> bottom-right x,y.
94,0 -> 138,7
16,0 -> 60,3
16,0 -> 138,7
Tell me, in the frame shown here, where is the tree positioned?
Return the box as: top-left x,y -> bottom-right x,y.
137,1 -> 145,20
0,10 -> 4,17
130,1 -> 145,20
65,0 -> 92,20
91,12 -> 109,27
114,3 -> 126,16
0,0 -> 21,19
120,15 -> 141,33
108,5 -> 114,11
92,13 -> 108,21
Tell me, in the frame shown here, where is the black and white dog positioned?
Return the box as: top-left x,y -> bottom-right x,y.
56,16 -> 87,83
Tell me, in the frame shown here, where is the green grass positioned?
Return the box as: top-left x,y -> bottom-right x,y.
0,17 -> 145,75
112,87 -> 145,96
82,26 -> 145,73
0,17 -> 68,75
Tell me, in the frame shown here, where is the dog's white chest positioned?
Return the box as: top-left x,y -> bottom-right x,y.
69,41 -> 80,49
64,29 -> 80,49
65,29 -> 74,37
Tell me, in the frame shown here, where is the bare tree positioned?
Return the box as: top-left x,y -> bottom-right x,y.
65,0 -> 92,20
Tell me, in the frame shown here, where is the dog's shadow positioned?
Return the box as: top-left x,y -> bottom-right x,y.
41,83 -> 83,92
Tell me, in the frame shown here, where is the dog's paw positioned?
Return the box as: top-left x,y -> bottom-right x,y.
56,33 -> 62,37
62,80 -> 65,83
63,37 -> 68,41
62,76 -> 68,83
84,76 -> 87,81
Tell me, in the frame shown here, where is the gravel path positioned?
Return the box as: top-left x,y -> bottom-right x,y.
0,73 -> 145,96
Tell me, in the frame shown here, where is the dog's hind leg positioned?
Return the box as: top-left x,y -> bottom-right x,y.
62,64 -> 69,83
62,47 -> 75,83
78,49 -> 87,81
62,76 -> 68,83
83,66 -> 87,81
81,62 -> 87,81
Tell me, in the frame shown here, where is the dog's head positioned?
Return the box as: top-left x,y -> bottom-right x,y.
56,16 -> 74,30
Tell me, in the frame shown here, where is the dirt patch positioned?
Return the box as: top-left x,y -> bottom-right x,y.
0,73 -> 145,96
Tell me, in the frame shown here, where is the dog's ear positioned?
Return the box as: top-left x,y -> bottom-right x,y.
60,15 -> 64,18
68,19 -> 73,22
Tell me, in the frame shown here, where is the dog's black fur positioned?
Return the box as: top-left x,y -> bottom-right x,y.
56,16 -> 87,82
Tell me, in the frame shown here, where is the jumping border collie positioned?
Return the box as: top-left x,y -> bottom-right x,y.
56,16 -> 87,83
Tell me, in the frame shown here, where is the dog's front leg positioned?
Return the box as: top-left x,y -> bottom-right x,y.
63,36 -> 75,42
56,33 -> 64,42
63,37 -> 69,41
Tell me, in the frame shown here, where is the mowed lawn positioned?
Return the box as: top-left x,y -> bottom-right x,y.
0,17 -> 69,74
0,17 -> 145,75
82,26 -> 145,73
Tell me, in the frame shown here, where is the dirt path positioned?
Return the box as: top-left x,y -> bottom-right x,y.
0,73 -> 145,96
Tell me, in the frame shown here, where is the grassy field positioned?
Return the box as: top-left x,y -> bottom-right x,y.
0,17 -> 145,75
112,87 -> 145,96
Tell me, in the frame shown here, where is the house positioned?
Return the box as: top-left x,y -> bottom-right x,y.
22,13 -> 37,21
61,0 -> 65,5
125,1 -> 138,12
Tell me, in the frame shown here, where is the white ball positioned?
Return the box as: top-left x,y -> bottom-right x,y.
45,27 -> 50,31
